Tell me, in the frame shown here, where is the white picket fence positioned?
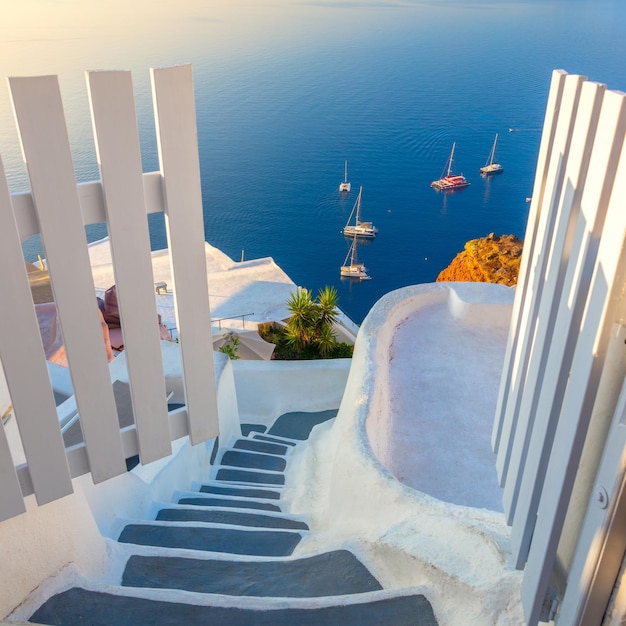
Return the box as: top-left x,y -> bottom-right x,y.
493,70 -> 626,624
0,65 -> 218,523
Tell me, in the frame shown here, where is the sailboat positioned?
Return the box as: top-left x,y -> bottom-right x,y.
340,232 -> 371,280
430,142 -> 470,191
480,133 -> 504,175
343,186 -> 377,238
339,160 -> 351,192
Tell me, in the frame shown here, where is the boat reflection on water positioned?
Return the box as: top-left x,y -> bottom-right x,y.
340,231 -> 371,280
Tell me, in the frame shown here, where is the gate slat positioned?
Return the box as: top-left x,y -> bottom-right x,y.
9,75 -> 126,482
0,423 -> 24,521
151,64 -> 218,444
0,154 -> 72,510
559,367 -> 626,625
87,70 -> 171,464
495,73 -> 584,498
492,70 -> 567,456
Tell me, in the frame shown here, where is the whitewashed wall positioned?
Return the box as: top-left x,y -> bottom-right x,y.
232,359 -> 351,428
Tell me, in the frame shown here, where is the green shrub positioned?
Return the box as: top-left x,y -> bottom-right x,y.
258,287 -> 353,360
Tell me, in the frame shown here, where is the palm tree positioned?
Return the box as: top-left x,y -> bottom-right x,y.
315,322 -> 337,357
316,286 -> 339,332
283,286 -> 342,357
285,287 -> 317,350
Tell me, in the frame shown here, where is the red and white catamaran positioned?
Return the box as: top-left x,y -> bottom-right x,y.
431,142 -> 470,191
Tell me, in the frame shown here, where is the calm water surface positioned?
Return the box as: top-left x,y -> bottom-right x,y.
1,0 -> 625,322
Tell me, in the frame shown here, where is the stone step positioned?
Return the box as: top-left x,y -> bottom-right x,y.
174,492 -> 282,512
233,438 -> 289,456
220,449 -> 287,473
251,433 -> 298,446
155,507 -> 308,530
267,409 -> 338,440
30,588 -> 438,626
121,550 -> 380,597
118,522 -> 302,556
240,423 -> 267,436
194,483 -> 282,500
215,467 -> 285,486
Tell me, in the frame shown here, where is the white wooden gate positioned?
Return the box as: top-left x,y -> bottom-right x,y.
493,70 -> 626,624
0,65 -> 218,523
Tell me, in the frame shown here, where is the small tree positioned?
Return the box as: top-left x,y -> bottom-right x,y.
284,286 -> 340,355
316,286 -> 339,333
285,287 -> 317,351
259,286 -> 352,359
218,334 -> 240,360
315,322 -> 337,357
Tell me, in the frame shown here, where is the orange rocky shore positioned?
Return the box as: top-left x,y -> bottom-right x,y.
436,233 -> 523,287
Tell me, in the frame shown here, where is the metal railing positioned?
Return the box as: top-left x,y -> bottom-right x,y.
212,313 -> 255,330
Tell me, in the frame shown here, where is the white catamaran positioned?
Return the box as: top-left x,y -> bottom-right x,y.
340,232 -> 371,280
480,133 -> 504,175
343,186 -> 378,238
339,160 -> 351,192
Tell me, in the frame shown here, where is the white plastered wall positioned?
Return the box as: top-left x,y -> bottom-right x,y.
232,359 -> 351,429
286,283 -> 524,626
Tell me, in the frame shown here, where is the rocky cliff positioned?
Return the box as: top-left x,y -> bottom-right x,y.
436,233 -> 523,287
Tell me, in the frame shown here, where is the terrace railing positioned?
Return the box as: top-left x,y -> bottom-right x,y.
0,65 -> 218,523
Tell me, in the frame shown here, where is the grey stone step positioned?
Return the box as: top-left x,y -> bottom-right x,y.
30,588 -> 438,625
155,507 -> 308,530
267,409 -> 338,440
252,433 -> 298,446
118,523 -> 302,556
197,483 -> 282,500
176,495 -> 281,512
215,467 -> 285,485
122,550 -> 380,597
241,423 -> 267,436
220,449 -> 287,472
233,438 -> 289,456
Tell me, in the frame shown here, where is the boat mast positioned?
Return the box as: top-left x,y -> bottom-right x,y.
355,186 -> 362,225
448,142 -> 456,177
344,160 -> 348,183
489,133 -> 498,165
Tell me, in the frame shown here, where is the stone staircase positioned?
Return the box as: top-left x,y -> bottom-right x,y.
29,411 -> 438,625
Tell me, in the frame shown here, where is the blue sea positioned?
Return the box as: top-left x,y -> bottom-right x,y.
1,0 -> 625,323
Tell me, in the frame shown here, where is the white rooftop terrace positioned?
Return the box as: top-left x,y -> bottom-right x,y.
87,236 -> 297,332
382,282 -> 511,511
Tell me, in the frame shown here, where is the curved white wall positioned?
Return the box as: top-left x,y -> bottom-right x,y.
287,283 -> 523,626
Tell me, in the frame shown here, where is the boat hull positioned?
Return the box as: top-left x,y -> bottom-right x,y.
480,164 -> 504,175
343,225 -> 377,238
340,263 -> 370,279
430,175 -> 470,191
339,182 -> 351,192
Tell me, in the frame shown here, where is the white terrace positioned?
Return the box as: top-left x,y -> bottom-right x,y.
0,67 -> 625,625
